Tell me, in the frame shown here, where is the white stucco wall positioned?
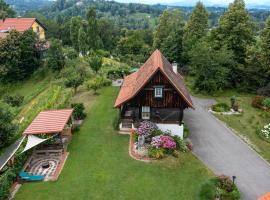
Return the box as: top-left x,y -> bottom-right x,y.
156,124 -> 184,139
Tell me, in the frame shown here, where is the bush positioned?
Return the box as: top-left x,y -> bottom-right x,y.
3,94 -> 24,107
63,47 -> 77,59
0,102 -> 17,148
198,178 -> 217,200
212,103 -> 230,112
172,135 -> 189,152
262,97 -> 270,109
71,103 -> 86,120
217,175 -> 234,192
148,147 -> 164,159
251,96 -> 266,108
135,121 -> 158,137
199,176 -> 240,200
259,123 -> 270,142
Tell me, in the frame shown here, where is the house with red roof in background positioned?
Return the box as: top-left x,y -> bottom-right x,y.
114,49 -> 194,133
0,18 -> 46,40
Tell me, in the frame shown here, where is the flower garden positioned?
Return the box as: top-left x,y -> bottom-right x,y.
132,121 -> 191,160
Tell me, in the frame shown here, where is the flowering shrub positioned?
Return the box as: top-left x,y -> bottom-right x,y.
160,135 -> 176,149
260,123 -> 270,141
135,121 -> 158,137
151,135 -> 176,150
151,135 -> 162,148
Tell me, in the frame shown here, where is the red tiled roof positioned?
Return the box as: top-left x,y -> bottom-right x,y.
259,192 -> 270,200
23,109 -> 73,135
0,18 -> 45,32
114,49 -> 194,108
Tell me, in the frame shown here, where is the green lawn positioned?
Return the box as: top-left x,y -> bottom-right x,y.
15,87 -> 213,200
214,95 -> 270,162
185,76 -> 270,162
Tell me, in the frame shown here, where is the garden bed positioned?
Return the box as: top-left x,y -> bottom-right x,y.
130,121 -> 191,161
199,175 -> 240,200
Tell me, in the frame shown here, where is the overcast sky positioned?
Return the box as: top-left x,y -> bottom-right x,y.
115,0 -> 270,6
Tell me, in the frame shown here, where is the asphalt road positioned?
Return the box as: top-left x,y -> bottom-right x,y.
184,96 -> 270,200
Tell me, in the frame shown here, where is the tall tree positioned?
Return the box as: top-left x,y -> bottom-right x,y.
243,17 -> 270,90
47,39 -> 65,71
260,16 -> 270,77
70,16 -> 82,51
78,23 -> 88,56
19,30 -> 40,78
0,0 -> 15,19
183,1 -> 209,63
190,41 -> 233,93
153,10 -> 185,64
0,30 -> 41,82
210,0 -> 254,85
86,7 -> 102,50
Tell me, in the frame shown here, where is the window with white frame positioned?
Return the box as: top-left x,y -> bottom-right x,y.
154,87 -> 163,98
141,106 -> 150,120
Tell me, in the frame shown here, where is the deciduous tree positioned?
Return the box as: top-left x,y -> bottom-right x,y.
88,55 -> 102,74
0,102 -> 17,148
47,39 -> 65,71
183,2 -> 209,63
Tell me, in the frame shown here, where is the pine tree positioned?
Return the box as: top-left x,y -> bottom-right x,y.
183,1 -> 208,63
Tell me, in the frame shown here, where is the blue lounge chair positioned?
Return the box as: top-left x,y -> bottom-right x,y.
19,171 -> 45,181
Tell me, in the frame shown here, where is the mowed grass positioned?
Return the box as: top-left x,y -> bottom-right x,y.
185,76 -> 270,162
214,95 -> 270,161
15,87 -> 213,200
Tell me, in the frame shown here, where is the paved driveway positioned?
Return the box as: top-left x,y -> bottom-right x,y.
184,96 -> 270,200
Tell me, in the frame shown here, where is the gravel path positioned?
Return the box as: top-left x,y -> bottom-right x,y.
184,96 -> 270,200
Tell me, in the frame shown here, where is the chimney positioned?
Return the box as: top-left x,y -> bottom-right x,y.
172,62 -> 178,74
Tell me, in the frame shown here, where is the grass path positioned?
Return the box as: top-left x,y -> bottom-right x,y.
15,87 -> 213,200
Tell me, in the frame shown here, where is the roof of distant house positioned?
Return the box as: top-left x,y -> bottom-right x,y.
0,18 -> 46,32
114,49 -> 194,108
23,109 -> 73,135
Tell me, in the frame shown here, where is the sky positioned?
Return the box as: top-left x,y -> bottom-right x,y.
115,0 -> 270,6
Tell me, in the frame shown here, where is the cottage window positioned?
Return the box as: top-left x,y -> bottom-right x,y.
36,26 -> 40,33
154,87 -> 163,98
141,106 -> 150,120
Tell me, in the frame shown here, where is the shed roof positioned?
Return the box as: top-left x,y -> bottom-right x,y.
23,109 -> 73,135
0,18 -> 46,32
114,49 -> 194,108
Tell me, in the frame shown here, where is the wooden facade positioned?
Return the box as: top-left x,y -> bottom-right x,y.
121,70 -> 188,124
128,70 -> 188,109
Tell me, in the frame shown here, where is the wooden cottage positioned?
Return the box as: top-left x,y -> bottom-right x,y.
114,49 -> 194,128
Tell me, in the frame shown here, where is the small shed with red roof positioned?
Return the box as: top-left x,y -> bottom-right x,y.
21,109 -> 74,153
23,109 -> 74,136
